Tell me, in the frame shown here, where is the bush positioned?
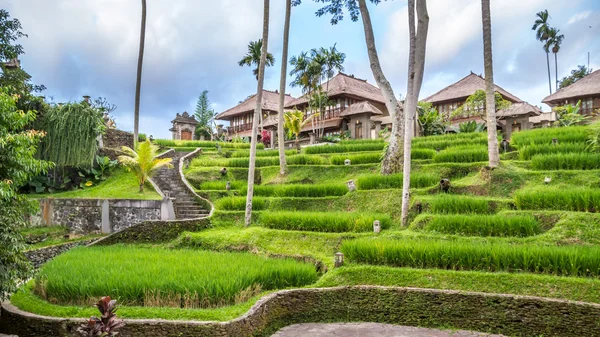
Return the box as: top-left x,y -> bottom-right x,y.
518,143 -> 587,160
215,197 -> 266,211
411,148 -> 436,159
241,183 -> 348,197
342,238 -> 600,277
420,214 -> 540,237
331,153 -> 381,165
35,246 -> 317,307
428,195 -> 490,214
304,143 -> 385,154
356,173 -> 438,190
432,146 -> 488,163
258,211 -> 392,232
510,126 -> 588,147
515,187 -> 600,212
530,153 -> 600,170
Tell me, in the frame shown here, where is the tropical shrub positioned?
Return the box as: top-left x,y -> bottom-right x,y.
530,153 -> 600,170
428,195 -> 490,214
118,140 -> 173,192
518,143 -> 587,160
432,146 -> 488,163
456,121 -> 486,133
342,238 -> 600,277
417,102 -> 447,136
330,153 -> 381,165
77,296 -> 124,337
258,211 -> 392,232
35,246 -> 317,307
356,173 -> 438,190
419,214 -> 540,237
554,101 -> 590,127
515,187 -> 600,212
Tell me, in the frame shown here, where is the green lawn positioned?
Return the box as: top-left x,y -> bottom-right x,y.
27,168 -> 161,200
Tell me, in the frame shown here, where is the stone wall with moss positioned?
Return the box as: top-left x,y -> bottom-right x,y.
93,218 -> 211,245
3,286 -> 600,337
101,129 -> 133,150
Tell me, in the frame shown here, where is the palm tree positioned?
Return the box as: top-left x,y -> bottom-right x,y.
482,0 -> 499,168
277,0 -> 293,175
546,27 -> 564,92
133,0 -> 147,147
118,140 -> 173,192
400,0 -> 429,226
245,0 -> 270,227
238,39 -> 275,80
289,51 -> 319,94
320,44 -> 346,91
532,10 -> 552,94
284,109 -> 318,151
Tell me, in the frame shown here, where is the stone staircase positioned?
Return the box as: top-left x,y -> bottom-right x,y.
152,151 -> 210,219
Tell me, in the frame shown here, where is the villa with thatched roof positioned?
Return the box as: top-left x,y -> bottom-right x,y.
215,90 -> 295,139
542,69 -> 600,116
422,72 -> 542,138
282,72 -> 391,139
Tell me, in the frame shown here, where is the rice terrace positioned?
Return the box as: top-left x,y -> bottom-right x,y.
1,0 -> 600,337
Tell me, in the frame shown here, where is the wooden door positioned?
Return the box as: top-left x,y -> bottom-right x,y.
181,130 -> 192,140
355,123 -> 363,139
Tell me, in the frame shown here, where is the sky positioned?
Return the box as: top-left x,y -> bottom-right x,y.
2,0 -> 599,139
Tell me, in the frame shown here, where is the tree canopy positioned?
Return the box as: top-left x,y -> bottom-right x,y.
558,65 -> 591,89
194,90 -> 216,139
238,39 -> 275,80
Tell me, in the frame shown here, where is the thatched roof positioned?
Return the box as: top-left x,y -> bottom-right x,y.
301,118 -> 343,132
497,102 -> 542,118
170,111 -> 198,125
530,111 -> 557,124
216,90 -> 295,120
423,72 -> 522,104
371,115 -> 393,125
340,101 -> 384,117
285,73 -> 385,108
542,69 -> 600,105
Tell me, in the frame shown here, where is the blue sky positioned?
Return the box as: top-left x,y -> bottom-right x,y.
2,0 -> 599,139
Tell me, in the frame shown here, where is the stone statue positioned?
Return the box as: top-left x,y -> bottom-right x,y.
347,180 -> 356,192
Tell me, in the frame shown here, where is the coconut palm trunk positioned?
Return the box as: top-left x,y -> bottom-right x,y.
133,0 -> 147,147
357,0 -> 404,174
554,52 -> 558,92
245,0 -> 270,226
546,51 -> 552,94
277,0 -> 292,175
482,0 -> 499,167
400,0 -> 429,226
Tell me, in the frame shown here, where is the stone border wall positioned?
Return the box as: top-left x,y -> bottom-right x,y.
101,129 -> 133,150
3,286 -> 600,337
34,198 -> 175,234
179,149 -> 214,216
24,240 -> 97,269
92,218 -> 211,245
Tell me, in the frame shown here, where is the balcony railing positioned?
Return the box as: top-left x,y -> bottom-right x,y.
305,107 -> 343,120
227,123 -> 253,133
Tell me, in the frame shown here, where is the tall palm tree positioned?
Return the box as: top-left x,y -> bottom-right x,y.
321,44 -> 346,91
118,140 -> 173,192
482,0 -> 499,168
133,0 -> 147,147
546,27 -> 564,92
400,0 -> 429,226
277,0 -> 292,175
238,39 -> 275,80
532,10 -> 552,94
289,51 -> 320,94
245,0 -> 270,227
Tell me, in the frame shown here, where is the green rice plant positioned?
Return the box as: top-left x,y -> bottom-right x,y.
342,238 -> 600,277
421,214 -> 541,237
286,154 -> 327,165
241,183 -> 348,197
215,196 -> 266,210
515,187 -> 600,212
530,153 -> 600,170
226,157 -> 281,168
258,211 -> 392,232
412,132 -> 488,150
190,157 -> 231,167
338,139 -> 385,145
428,195 -> 490,214
303,143 -> 385,154
518,143 -> 587,160
432,145 -> 488,163
198,180 -> 245,190
230,149 -> 297,158
510,126 -> 588,147
35,246 -> 317,307
411,148 -> 436,159
330,153 -> 381,165
154,139 -> 264,149
356,173 -> 438,190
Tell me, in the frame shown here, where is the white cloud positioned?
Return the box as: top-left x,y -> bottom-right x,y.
568,10 -> 591,24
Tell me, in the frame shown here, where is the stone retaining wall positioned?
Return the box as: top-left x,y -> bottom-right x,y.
3,286 -> 600,337
94,218 -> 211,245
24,240 -> 96,269
34,198 -> 174,234
101,129 -> 133,150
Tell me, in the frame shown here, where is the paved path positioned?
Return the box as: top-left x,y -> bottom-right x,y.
271,323 -> 506,337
